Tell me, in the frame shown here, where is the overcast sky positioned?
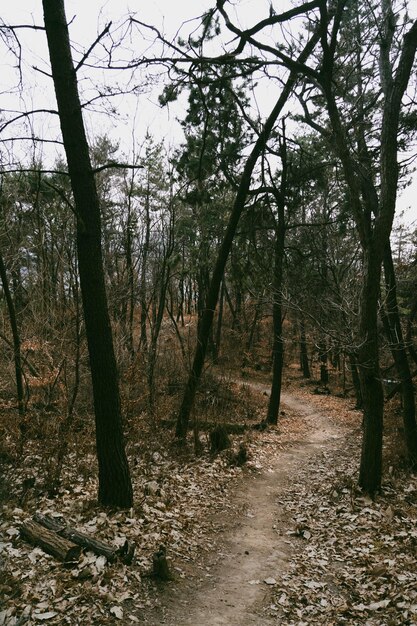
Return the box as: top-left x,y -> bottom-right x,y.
1,1 -> 416,226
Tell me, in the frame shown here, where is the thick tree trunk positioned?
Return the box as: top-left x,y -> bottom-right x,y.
42,0 -> 133,508
358,251 -> 384,495
383,242 -> 417,464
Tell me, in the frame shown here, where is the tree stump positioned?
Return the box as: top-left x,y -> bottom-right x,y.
209,425 -> 231,453
233,443 -> 248,466
152,545 -> 171,581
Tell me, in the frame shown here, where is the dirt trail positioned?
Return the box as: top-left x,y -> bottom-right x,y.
141,382 -> 350,626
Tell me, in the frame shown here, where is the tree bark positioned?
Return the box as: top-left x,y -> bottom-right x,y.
42,0 -> 133,508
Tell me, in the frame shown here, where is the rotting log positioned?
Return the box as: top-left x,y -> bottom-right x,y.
33,513 -> 135,565
34,513 -> 116,562
20,519 -> 81,563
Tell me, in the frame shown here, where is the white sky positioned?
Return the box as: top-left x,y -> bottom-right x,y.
1,0 -> 416,227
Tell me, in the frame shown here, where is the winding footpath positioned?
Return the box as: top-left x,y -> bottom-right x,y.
141,383 -> 352,625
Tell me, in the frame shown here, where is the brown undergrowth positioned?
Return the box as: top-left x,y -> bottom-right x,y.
0,361 -> 415,625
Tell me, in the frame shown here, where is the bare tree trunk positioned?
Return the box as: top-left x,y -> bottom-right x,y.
267,217 -> 285,425
0,248 -> 24,416
42,0 -> 133,508
139,188 -> 151,352
147,260 -> 171,410
246,296 -> 262,352
318,339 -> 329,385
213,280 -> 225,362
299,317 -> 310,378
348,351 -> 363,409
50,275 -> 82,492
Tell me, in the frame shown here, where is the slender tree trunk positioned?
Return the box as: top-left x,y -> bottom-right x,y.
348,351 -> 363,409
139,186 -> 151,352
175,31 -> 319,440
176,249 -> 185,326
51,277 -> 81,491
406,294 -> 417,366
213,280 -> 225,362
318,339 -> 329,385
0,249 -> 24,416
267,220 -> 285,425
246,296 -> 263,352
125,197 -> 135,359
147,261 -> 171,410
224,282 -> 236,323
383,242 -> 417,464
299,317 -> 310,378
42,0 -> 132,508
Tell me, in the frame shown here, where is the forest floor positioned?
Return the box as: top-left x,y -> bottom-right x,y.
1,373 -> 417,625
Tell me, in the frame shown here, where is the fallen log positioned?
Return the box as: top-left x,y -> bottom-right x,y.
20,519 -> 81,563
33,513 -> 119,563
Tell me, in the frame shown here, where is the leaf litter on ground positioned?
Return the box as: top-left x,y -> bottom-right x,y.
1,378 -> 416,625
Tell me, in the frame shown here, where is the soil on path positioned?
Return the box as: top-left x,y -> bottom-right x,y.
138,382 -> 353,626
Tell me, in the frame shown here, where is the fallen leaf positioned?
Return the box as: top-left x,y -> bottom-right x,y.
110,606 -> 123,620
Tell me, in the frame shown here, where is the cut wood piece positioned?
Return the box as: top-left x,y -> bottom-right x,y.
20,519 -> 81,563
117,538 -> 136,565
33,513 -> 118,563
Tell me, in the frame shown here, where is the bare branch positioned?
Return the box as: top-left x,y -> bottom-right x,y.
1,168 -> 69,176
0,109 -> 59,134
75,21 -> 112,72
92,162 -> 144,174
0,24 -> 44,31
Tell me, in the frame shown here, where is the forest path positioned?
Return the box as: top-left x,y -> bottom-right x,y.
140,381 -> 352,625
